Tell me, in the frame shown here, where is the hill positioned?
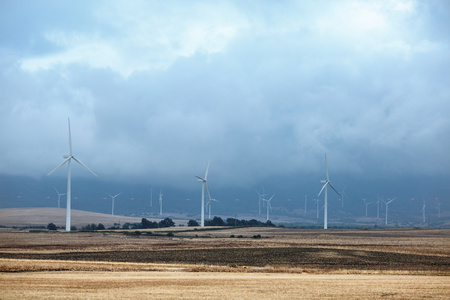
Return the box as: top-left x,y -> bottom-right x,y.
0,207 -> 176,228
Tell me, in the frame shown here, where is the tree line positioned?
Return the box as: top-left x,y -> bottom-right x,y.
188,216 -> 276,227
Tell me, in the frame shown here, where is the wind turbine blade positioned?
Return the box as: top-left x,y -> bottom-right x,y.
328,182 -> 341,196
269,194 -> 275,201
106,193 -> 113,198
68,118 -> 72,156
114,193 -> 122,198
72,156 -> 98,177
318,182 -> 328,197
205,183 -> 212,204
204,160 -> 210,180
47,157 -> 71,176
325,154 -> 329,181
195,176 -> 205,182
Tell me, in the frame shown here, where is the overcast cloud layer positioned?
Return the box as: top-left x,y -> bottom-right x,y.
1,1 -> 449,196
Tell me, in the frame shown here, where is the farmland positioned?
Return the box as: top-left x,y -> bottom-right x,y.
0,227 -> 449,299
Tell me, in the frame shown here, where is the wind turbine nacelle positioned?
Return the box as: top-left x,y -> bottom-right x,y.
63,155 -> 70,159
320,180 -> 327,183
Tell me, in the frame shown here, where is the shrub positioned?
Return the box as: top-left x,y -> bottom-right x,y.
188,219 -> 200,227
47,223 -> 57,231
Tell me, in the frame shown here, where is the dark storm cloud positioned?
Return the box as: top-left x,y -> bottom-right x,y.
1,0 -> 449,195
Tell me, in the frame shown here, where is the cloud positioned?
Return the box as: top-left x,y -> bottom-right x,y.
1,0 -> 449,195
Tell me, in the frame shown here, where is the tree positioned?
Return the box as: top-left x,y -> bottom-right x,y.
97,223 -> 105,230
47,223 -> 57,231
188,219 -> 199,227
159,218 -> 175,228
141,218 -> 158,229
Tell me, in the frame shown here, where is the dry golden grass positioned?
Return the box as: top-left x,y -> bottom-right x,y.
1,271 -> 449,299
1,227 -> 450,299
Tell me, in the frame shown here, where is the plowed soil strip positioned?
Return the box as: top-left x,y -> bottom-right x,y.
1,247 -> 449,272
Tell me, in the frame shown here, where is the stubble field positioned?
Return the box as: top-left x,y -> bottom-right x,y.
1,227 -> 449,299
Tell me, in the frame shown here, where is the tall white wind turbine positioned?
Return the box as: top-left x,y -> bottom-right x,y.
54,188 -> 66,208
48,118 -> 97,231
195,160 -> 210,227
318,154 -> 340,229
159,188 -> 163,215
422,199 -> 426,223
383,198 -> 396,225
106,192 -> 121,216
264,194 -> 274,221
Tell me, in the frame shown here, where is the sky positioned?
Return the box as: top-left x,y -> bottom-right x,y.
1,0 -> 449,215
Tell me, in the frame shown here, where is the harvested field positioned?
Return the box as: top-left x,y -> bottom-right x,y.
1,272 -> 449,299
0,227 -> 449,299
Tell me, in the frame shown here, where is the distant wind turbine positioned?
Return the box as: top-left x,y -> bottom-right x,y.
263,194 -> 274,221
362,198 -> 374,217
304,195 -> 308,215
318,154 -> 340,229
150,187 -> 153,207
375,196 -> 381,219
206,198 -> 219,220
340,186 -> 348,208
422,199 -> 426,223
159,188 -> 163,215
54,188 -> 66,208
256,187 -> 267,215
106,192 -> 121,216
383,198 -> 396,225
195,160 -> 211,227
47,118 -> 97,231
314,198 -> 320,219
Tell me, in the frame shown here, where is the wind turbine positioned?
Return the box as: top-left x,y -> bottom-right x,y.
383,198 -> 396,225
106,192 -> 121,216
362,198 -> 373,217
314,198 -> 320,219
54,188 -> 66,208
263,194 -> 274,221
150,187 -> 153,207
304,195 -> 308,215
375,196 -> 381,219
195,160 -> 210,227
318,154 -> 340,229
206,198 -> 219,220
159,188 -> 163,215
422,199 -> 426,223
340,186 -> 348,208
256,187 -> 267,215
47,118 -> 97,231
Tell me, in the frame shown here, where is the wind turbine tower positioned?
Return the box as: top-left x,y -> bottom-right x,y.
195,161 -> 211,227
150,187 -> 153,207
304,195 -> 308,215
384,198 -> 396,225
422,199 -> 426,223
314,198 -> 320,219
318,154 -> 340,229
264,194 -> 274,221
47,118 -> 97,231
159,188 -> 163,215
54,188 -> 66,208
107,192 -> 121,216
362,198 -> 373,217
